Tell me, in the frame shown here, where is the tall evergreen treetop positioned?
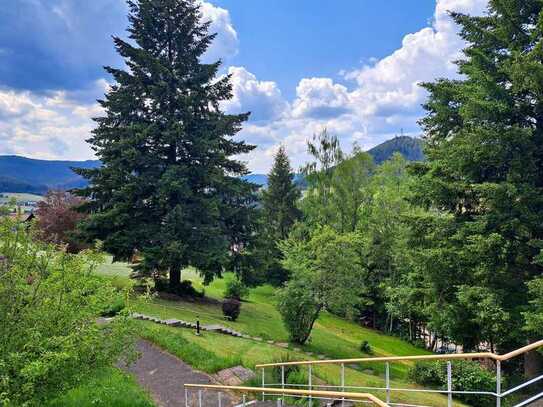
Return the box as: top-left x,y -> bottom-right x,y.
75,0 -> 257,287
260,146 -> 301,286
412,0 -> 543,350
262,146 -> 301,241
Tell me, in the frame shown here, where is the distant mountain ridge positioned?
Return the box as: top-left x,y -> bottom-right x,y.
0,136 -> 424,193
367,135 -> 425,164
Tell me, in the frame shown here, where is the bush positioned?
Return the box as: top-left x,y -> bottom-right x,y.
0,218 -> 134,405
270,354 -> 303,384
360,340 -> 373,355
100,295 -> 126,317
224,278 -> 249,300
222,298 -> 241,321
408,360 -> 498,406
277,278 -> 321,344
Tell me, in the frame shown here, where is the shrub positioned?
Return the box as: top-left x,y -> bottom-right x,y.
360,340 -> 373,355
408,360 -> 498,406
222,298 -> 241,321
270,354 -> 303,385
0,218 -> 134,405
100,294 -> 126,317
224,278 -> 249,300
277,278 -> 322,344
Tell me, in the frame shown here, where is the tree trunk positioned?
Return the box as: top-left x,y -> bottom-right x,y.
169,263 -> 181,289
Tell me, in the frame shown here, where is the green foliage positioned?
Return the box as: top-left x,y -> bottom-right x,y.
261,146 -> 301,286
360,340 -> 373,355
277,277 -> 322,344
224,277 -> 249,300
524,276 -> 543,336
0,218 -> 134,405
411,0 -> 543,350
278,227 -> 366,343
409,360 -> 497,406
222,298 -> 242,321
74,0 -> 257,290
46,368 -> 154,407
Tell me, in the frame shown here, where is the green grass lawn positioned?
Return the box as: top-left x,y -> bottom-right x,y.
96,263 -> 465,406
46,367 -> 154,407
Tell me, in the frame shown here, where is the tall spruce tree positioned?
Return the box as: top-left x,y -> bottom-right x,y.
261,146 -> 301,285
411,0 -> 543,352
262,146 -> 301,241
75,0 -> 257,289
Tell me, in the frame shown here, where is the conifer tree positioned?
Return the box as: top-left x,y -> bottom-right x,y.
262,146 -> 301,241
75,0 -> 257,290
261,146 -> 301,285
411,0 -> 543,352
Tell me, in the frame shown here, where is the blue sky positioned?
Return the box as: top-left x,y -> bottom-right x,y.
0,0 -> 488,172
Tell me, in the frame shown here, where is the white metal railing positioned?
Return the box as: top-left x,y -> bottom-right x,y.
255,339 -> 543,407
183,384 -> 389,406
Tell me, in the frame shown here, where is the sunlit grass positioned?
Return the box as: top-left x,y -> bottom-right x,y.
46,367 -> 154,407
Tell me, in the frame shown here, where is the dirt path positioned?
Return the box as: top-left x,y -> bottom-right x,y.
123,339 -> 235,407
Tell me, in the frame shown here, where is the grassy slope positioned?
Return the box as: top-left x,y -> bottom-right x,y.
47,367 -> 154,407
98,263 -> 465,406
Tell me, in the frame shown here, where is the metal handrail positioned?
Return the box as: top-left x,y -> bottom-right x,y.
184,384 -> 390,406
255,339 -> 543,368
253,340 -> 543,407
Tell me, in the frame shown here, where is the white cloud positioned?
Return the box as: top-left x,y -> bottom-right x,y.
0,0 -> 490,174
235,0 -> 489,172
222,67 -> 288,122
0,86 -> 101,160
292,78 -> 351,119
200,1 -> 239,61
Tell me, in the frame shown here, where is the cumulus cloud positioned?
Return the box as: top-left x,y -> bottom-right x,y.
0,85 -> 102,161
222,67 -> 288,122
292,78 -> 351,119
0,0 -> 490,173
237,0 -> 489,172
199,1 -> 239,62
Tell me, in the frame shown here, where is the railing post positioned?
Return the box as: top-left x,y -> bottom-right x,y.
218,391 -> 222,407
447,361 -> 452,407
281,365 -> 285,402
198,389 -> 202,407
386,362 -> 391,404
262,367 -> 265,401
185,388 -> 189,407
341,362 -> 345,407
242,394 -> 246,406
308,364 -> 312,407
496,360 -> 501,407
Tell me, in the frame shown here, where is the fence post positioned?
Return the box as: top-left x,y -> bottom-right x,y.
198,389 -> 202,407
447,361 -> 452,407
242,394 -> 246,407
341,362 -> 345,407
496,360 -> 501,407
308,364 -> 312,407
218,392 -> 222,407
386,362 -> 391,404
185,388 -> 189,407
281,365 -> 285,401
262,367 -> 265,401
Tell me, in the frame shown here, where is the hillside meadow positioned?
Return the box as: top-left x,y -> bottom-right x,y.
96,259 -> 463,407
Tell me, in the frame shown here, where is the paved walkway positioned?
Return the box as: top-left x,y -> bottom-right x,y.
123,339 -> 234,407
